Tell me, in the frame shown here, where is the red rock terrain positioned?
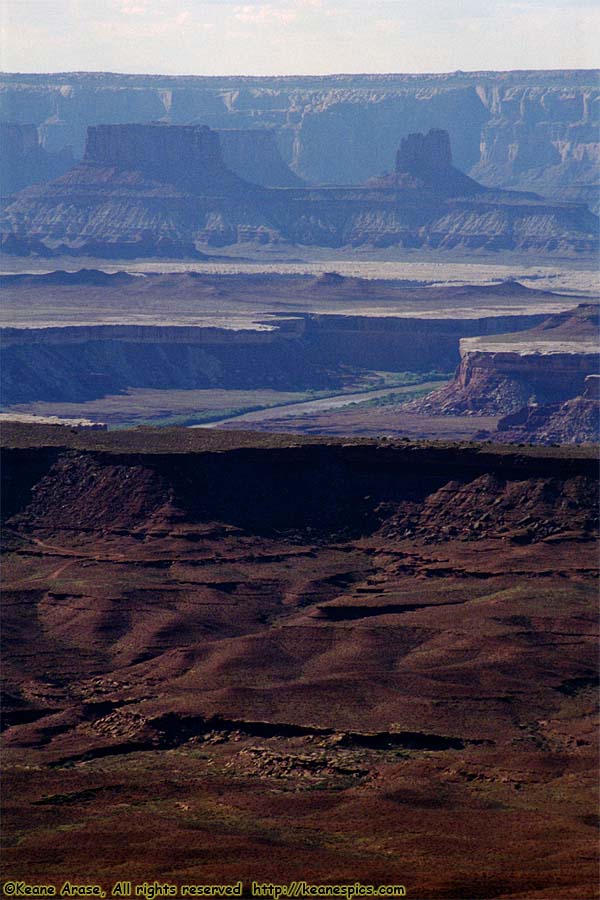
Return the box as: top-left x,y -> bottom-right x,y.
1,425 -> 598,899
214,304 -> 598,446
495,375 -> 600,445
407,304 -> 599,427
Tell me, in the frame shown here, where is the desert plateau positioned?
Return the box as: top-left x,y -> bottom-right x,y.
1,27 -> 599,900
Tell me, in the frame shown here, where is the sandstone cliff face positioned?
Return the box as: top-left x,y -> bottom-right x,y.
0,309 -> 542,406
583,373 -> 600,399
0,323 -> 336,405
3,431 -> 597,537
397,128 -> 453,171
492,373 -> 600,445
85,123 -> 220,169
0,71 -> 597,207
84,123 -> 248,194
408,305 -> 599,416
471,83 -> 600,211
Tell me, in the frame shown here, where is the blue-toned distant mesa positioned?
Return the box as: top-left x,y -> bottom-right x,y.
0,70 -> 598,257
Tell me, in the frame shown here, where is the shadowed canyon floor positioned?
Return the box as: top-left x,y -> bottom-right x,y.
1,426 -> 598,899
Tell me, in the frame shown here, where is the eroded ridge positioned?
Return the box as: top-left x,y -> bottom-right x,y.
1,428 -> 598,899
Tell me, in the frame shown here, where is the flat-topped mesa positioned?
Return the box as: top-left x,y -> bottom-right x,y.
83,123 -> 250,193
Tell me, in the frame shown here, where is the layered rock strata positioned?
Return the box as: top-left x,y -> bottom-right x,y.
1,70 -> 597,208
408,305 -> 599,416
1,428 -> 598,894
0,272 -> 570,406
494,374 -> 600,444
372,128 -> 484,196
1,124 -> 597,255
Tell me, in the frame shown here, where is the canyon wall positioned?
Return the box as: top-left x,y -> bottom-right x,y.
1,70 -> 597,207
302,312 -> 547,371
409,305 -> 599,417
218,129 -> 304,187
0,325 -> 321,405
455,344 -> 597,404
495,374 -> 600,445
0,312 -> 548,406
0,122 -> 73,197
2,430 -> 597,535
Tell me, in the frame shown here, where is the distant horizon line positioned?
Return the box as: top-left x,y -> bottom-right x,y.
2,67 -> 599,79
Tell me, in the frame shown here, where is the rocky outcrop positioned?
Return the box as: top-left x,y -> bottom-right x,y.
380,128 -> 484,196
1,124 -> 597,256
398,128 -> 452,171
0,70 -> 597,207
408,347 -> 598,416
495,392 -> 599,445
0,122 -> 73,198
583,373 -> 600,399
2,429 -> 597,536
407,305 -> 599,416
85,122 -> 221,169
0,121 -> 299,196
493,373 -> 600,445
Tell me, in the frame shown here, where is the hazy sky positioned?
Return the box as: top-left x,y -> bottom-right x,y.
1,0 -> 598,76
